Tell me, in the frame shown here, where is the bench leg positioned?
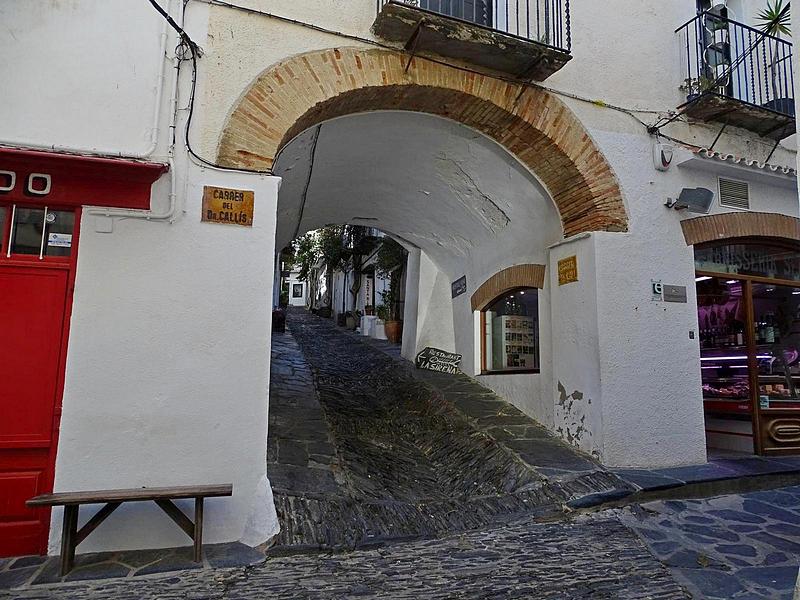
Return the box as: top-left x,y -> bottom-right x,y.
60,505 -> 79,576
193,497 -> 204,562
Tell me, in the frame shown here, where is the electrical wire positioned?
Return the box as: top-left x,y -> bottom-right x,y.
146,0 -> 273,175
190,0 -> 693,137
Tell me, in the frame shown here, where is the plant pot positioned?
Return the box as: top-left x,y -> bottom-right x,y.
384,320 -> 403,344
336,313 -> 347,327
318,307 -> 331,319
365,306 -> 374,316
372,319 -> 387,340
346,316 -> 356,329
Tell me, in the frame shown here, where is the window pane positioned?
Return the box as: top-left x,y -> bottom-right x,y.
43,210 -> 74,257
752,283 -> 800,408
483,288 -> 539,372
695,243 -> 800,282
10,208 -> 45,255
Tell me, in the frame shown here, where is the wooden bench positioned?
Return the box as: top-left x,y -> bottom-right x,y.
27,484 -> 233,575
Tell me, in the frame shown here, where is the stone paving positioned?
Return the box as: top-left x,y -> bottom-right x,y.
270,309 -> 630,550
0,542 -> 263,590
619,485 -> 800,599
2,515 -> 688,599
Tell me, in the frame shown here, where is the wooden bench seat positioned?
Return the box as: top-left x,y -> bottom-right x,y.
27,484 -> 233,575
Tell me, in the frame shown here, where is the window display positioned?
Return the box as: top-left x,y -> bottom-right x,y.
481,288 -> 539,373
696,240 -> 800,456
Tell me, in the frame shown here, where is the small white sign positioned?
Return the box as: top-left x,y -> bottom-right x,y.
47,233 -> 72,248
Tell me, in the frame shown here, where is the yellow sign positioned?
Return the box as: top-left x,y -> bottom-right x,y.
558,256 -> 578,285
202,186 -> 254,227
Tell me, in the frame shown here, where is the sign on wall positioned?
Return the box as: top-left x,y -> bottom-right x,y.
651,280 -> 688,303
557,256 -> 578,285
201,186 -> 254,227
451,275 -> 467,298
415,347 -> 462,374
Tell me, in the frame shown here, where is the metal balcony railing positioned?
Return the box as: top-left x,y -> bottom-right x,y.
377,0 -> 571,53
676,11 -> 795,117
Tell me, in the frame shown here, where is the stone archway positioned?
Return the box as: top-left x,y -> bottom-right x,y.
682,212 -> 800,245
216,47 -> 628,237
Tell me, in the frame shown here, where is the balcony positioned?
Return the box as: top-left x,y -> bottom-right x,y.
373,0 -> 571,80
676,11 -> 795,140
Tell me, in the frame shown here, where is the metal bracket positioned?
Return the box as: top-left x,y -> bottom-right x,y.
708,120 -> 728,152
404,19 -> 424,72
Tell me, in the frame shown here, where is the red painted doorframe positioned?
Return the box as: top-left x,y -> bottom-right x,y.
0,148 -> 167,556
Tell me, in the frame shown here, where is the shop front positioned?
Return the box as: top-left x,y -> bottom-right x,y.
696,239 -> 800,456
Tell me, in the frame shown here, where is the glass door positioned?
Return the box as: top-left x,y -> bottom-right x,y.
697,276 -> 755,455
751,283 -> 800,454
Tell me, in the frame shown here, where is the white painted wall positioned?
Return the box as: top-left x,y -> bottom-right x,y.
286,270 -> 307,306
0,0 -> 173,157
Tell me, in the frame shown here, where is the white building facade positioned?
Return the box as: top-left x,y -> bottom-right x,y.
2,0 -> 800,558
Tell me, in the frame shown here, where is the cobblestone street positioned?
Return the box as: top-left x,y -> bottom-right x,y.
268,309 -> 628,550
5,309 -> 800,599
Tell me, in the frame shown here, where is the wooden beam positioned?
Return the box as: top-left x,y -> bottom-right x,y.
154,499 -> 195,540
75,502 -> 121,546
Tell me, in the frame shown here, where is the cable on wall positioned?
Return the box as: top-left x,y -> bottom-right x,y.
146,0 -> 274,175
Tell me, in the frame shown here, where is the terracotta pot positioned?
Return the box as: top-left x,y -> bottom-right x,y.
384,320 -> 403,344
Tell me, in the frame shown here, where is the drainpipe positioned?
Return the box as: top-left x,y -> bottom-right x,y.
86,0 -> 184,223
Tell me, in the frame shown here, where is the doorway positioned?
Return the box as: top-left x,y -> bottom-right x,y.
0,205 -> 79,556
696,239 -> 800,456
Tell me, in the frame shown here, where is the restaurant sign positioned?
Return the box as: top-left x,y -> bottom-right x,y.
415,347 -> 462,374
558,256 -> 578,285
202,186 -> 254,227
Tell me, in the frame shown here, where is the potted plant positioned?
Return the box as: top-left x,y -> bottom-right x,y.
380,286 -> 403,344
375,239 -> 407,344
679,76 -> 716,102
346,309 -> 361,330
364,304 -> 374,316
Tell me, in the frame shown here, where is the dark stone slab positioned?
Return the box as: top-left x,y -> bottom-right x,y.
114,548 -> 173,569
655,462 -> 738,484
0,565 -> 39,589
566,488 -> 633,509
134,548 -> 201,576
712,457 -> 789,477
614,469 -> 683,492
742,499 -> 800,524
204,542 -> 265,568
715,544 -> 757,557
673,568 -> 745,598
64,561 -> 130,582
8,555 -> 48,570
708,509 -> 766,524
737,566 -> 798,590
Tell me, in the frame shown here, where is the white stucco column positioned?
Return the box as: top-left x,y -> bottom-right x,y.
52,163 -> 281,553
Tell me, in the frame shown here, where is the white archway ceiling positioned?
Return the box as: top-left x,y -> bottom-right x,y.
274,111 -> 562,277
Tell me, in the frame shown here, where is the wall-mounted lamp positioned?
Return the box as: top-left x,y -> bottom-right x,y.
665,187 -> 714,213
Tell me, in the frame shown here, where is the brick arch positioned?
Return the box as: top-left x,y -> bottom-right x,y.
217,47 -> 627,237
471,264 -> 546,311
681,212 -> 800,246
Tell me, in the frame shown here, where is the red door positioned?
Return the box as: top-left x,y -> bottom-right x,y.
0,206 -> 78,557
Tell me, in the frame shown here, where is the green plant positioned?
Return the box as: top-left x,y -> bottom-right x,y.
755,0 -> 791,102
376,304 -> 390,321
679,76 -> 716,96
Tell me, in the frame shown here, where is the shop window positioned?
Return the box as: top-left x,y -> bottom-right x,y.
696,239 -> 800,456
481,288 -> 539,374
